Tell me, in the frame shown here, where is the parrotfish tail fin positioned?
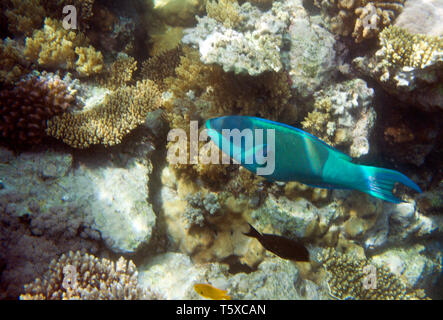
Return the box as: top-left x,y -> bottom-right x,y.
243,223 -> 261,239
358,166 -> 422,203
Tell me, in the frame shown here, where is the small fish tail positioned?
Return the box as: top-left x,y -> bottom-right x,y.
358,166 -> 422,203
243,223 -> 261,239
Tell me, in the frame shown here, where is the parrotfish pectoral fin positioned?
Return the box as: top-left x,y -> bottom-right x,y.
358,166 -> 422,203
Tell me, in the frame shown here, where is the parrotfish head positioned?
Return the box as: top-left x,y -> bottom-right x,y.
205,116 -> 254,133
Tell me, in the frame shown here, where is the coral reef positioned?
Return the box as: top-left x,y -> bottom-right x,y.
353,25 -> 443,111
138,252 -> 329,299
301,79 -> 376,157
0,75 -> 75,146
314,0 -> 405,42
20,251 -> 154,299
183,191 -> 222,228
98,53 -> 138,90
318,248 -> 428,299
46,79 -> 163,148
205,0 -> 244,29
23,18 -> 103,77
182,0 -> 292,75
0,38 -> 28,84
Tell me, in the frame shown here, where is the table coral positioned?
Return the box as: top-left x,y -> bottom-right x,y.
0,75 -> 75,146
20,251 -> 156,299
46,79 -> 163,148
314,0 -> 405,42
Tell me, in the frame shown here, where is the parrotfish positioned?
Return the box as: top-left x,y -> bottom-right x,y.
243,223 -> 310,262
194,283 -> 231,300
205,116 -> 421,203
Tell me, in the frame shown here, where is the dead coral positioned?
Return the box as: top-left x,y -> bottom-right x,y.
318,248 -> 429,300
23,17 -> 103,77
206,0 -> 244,29
314,0 -> 405,42
46,79 -> 163,148
0,75 -> 75,146
20,250 -> 156,300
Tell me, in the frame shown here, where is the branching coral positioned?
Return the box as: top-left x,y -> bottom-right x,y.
378,25 -> 443,69
140,45 -> 183,88
4,0 -> 46,36
20,250 -> 156,300
46,79 -> 163,148
23,18 -> 103,77
183,191 -> 222,228
318,248 -> 428,300
206,0 -> 244,29
314,0 -> 405,42
98,54 -> 138,90
0,75 -> 75,146
0,38 -> 28,84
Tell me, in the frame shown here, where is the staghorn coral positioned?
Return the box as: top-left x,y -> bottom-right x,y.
314,0 -> 405,42
46,79 -> 163,148
23,18 -> 103,77
0,75 -> 75,146
20,250 -> 156,300
318,248 -> 428,300
4,0 -> 46,36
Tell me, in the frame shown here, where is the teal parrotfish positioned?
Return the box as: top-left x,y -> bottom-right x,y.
205,116 -> 421,203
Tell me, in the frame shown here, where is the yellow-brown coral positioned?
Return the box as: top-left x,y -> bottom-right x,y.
99,54 -> 138,90
314,0 -> 405,42
20,250 -> 155,300
318,248 -> 428,300
0,38 -> 28,84
378,25 -> 443,69
46,79 -> 163,148
206,0 -> 244,29
23,17 -> 103,76
4,0 -> 46,36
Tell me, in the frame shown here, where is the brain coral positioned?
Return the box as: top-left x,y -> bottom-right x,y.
46,79 -> 163,148
20,250 -> 156,300
0,75 -> 75,146
314,0 -> 405,42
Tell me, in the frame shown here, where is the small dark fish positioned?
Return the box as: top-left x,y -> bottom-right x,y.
243,223 -> 310,262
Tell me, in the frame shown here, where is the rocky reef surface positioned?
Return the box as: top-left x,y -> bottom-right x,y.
0,0 -> 442,300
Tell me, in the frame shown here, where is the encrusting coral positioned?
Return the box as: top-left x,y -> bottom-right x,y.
20,250 -> 156,300
46,79 -> 163,148
314,0 -> 405,42
23,18 -> 103,77
0,75 -> 75,146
